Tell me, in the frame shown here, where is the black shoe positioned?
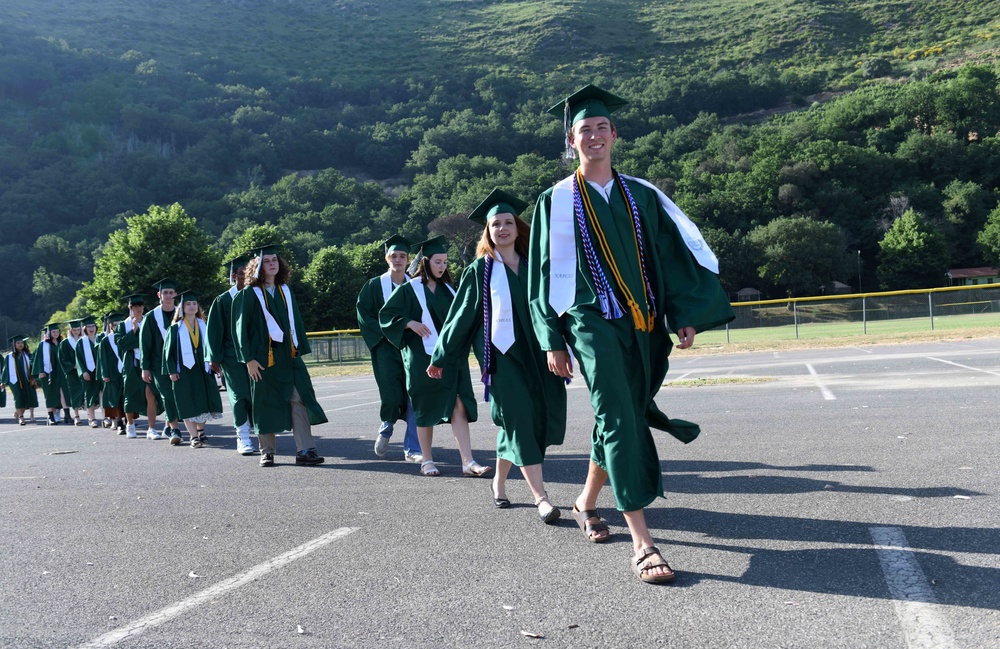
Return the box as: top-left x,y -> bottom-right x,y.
63,409 -> 72,424
47,414 -> 56,426
295,449 -> 325,465
260,453 -> 274,467
116,419 -> 126,435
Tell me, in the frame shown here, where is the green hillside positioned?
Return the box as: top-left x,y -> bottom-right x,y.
1,0 -> 1000,331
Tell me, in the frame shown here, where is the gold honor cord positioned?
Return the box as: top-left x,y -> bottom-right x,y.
183,318 -> 200,350
576,170 -> 654,332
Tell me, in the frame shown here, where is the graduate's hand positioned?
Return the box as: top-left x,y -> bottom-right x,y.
83,372 -> 91,381
406,320 -> 432,338
142,369 -> 153,383
676,326 -> 696,350
169,373 -> 180,382
103,378 -> 111,383
247,359 -> 264,382
547,350 -> 574,379
38,372 -> 47,379
210,362 -> 222,374
426,364 -> 443,379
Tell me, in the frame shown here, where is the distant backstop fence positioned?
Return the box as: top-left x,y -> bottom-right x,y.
303,285 -> 999,361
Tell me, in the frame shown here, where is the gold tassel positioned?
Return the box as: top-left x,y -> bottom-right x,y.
267,347 -> 274,368
291,345 -> 297,359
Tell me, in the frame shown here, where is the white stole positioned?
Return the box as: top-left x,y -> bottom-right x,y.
251,285 -> 298,349
490,253 -> 515,354
65,334 -> 79,350
82,337 -> 96,372
41,341 -> 54,373
409,277 -> 455,355
179,318 -> 210,372
151,306 -> 168,338
548,173 -> 719,315
380,272 -> 394,302
6,354 -> 19,384
106,333 -> 124,372
229,285 -> 238,299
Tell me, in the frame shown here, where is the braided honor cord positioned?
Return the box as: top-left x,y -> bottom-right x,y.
481,255 -> 494,402
615,171 -> 658,331
572,173 -> 624,321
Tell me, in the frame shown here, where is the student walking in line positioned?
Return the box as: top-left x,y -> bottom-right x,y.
140,279 -> 183,440
58,319 -> 85,426
429,189 -> 567,522
379,235 -> 490,478
99,312 -> 127,433
32,323 -> 65,426
528,85 -> 733,583
234,244 -> 328,467
75,316 -> 102,428
116,294 -> 164,438
2,335 -> 38,425
356,235 -> 421,463
164,290 -> 224,448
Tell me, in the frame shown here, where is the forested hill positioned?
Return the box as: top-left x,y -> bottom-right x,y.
2,0 -> 1000,333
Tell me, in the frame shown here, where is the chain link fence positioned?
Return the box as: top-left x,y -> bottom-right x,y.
301,330 -> 370,365
707,284 -> 1000,344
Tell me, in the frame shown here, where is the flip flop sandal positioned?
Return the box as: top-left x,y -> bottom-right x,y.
573,505 -> 610,543
462,461 -> 493,478
419,460 -> 441,477
632,546 -> 676,584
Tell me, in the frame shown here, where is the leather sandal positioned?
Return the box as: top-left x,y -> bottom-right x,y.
462,460 -> 493,478
572,504 -> 610,543
632,546 -> 676,584
419,460 -> 440,477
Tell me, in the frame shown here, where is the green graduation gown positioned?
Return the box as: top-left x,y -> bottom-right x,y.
116,319 -> 163,415
357,274 -> 409,423
58,336 -> 84,409
75,336 -> 102,409
163,319 -> 224,421
233,284 -> 328,435
31,340 -> 63,409
206,287 -> 252,429
0,354 -> 6,409
379,279 -> 477,428
139,306 -> 179,421
3,350 -> 39,409
432,257 -> 565,467
99,332 -> 124,410
528,176 -> 734,512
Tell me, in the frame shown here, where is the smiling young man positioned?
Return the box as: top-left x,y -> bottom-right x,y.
140,279 -> 183,440
527,84 -> 734,584
356,235 -> 421,462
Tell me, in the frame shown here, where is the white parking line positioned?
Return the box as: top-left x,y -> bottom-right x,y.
316,387 -> 380,401
927,356 -> 1000,378
869,527 -> 955,649
324,400 -> 381,414
805,364 -> 836,400
76,527 -> 358,649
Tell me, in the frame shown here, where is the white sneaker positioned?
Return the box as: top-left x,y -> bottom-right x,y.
126,424 -> 137,438
374,434 -> 390,458
404,451 -> 423,463
236,435 -> 256,456
146,428 -> 158,440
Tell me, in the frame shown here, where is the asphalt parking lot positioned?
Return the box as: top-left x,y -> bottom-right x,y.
2,339 -> 998,648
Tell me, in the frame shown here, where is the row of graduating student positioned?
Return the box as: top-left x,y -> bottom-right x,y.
1,249 -> 328,464
355,83 -> 735,585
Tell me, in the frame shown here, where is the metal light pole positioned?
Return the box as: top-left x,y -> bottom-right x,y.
857,250 -> 862,293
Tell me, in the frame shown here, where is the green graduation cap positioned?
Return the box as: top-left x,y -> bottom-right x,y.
410,235 -> 449,257
248,242 -> 282,278
122,293 -> 146,306
546,83 -> 628,126
224,251 -> 252,268
383,235 -> 412,254
177,289 -> 200,303
67,318 -> 83,329
468,188 -> 529,225
80,316 -> 97,327
104,312 -> 127,323
43,322 -> 61,333
8,334 -> 29,348
152,278 -> 178,292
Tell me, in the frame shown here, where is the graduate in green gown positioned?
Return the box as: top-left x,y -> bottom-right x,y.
430,189 -> 567,521
164,290 -> 224,448
58,319 -> 84,425
379,235 -> 489,478
75,316 -> 102,428
115,293 -> 164,438
356,235 -> 421,462
528,85 -> 734,583
99,312 -> 127,433
32,323 -> 64,426
2,335 -> 38,425
206,253 -> 256,456
140,278 -> 182,440
234,245 -> 327,467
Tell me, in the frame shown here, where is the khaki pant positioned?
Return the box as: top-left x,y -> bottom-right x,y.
257,386 -> 316,454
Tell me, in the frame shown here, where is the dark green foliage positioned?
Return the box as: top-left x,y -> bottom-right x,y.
877,209 -> 950,290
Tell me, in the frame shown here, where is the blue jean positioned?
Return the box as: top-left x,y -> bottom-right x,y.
379,398 -> 420,455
